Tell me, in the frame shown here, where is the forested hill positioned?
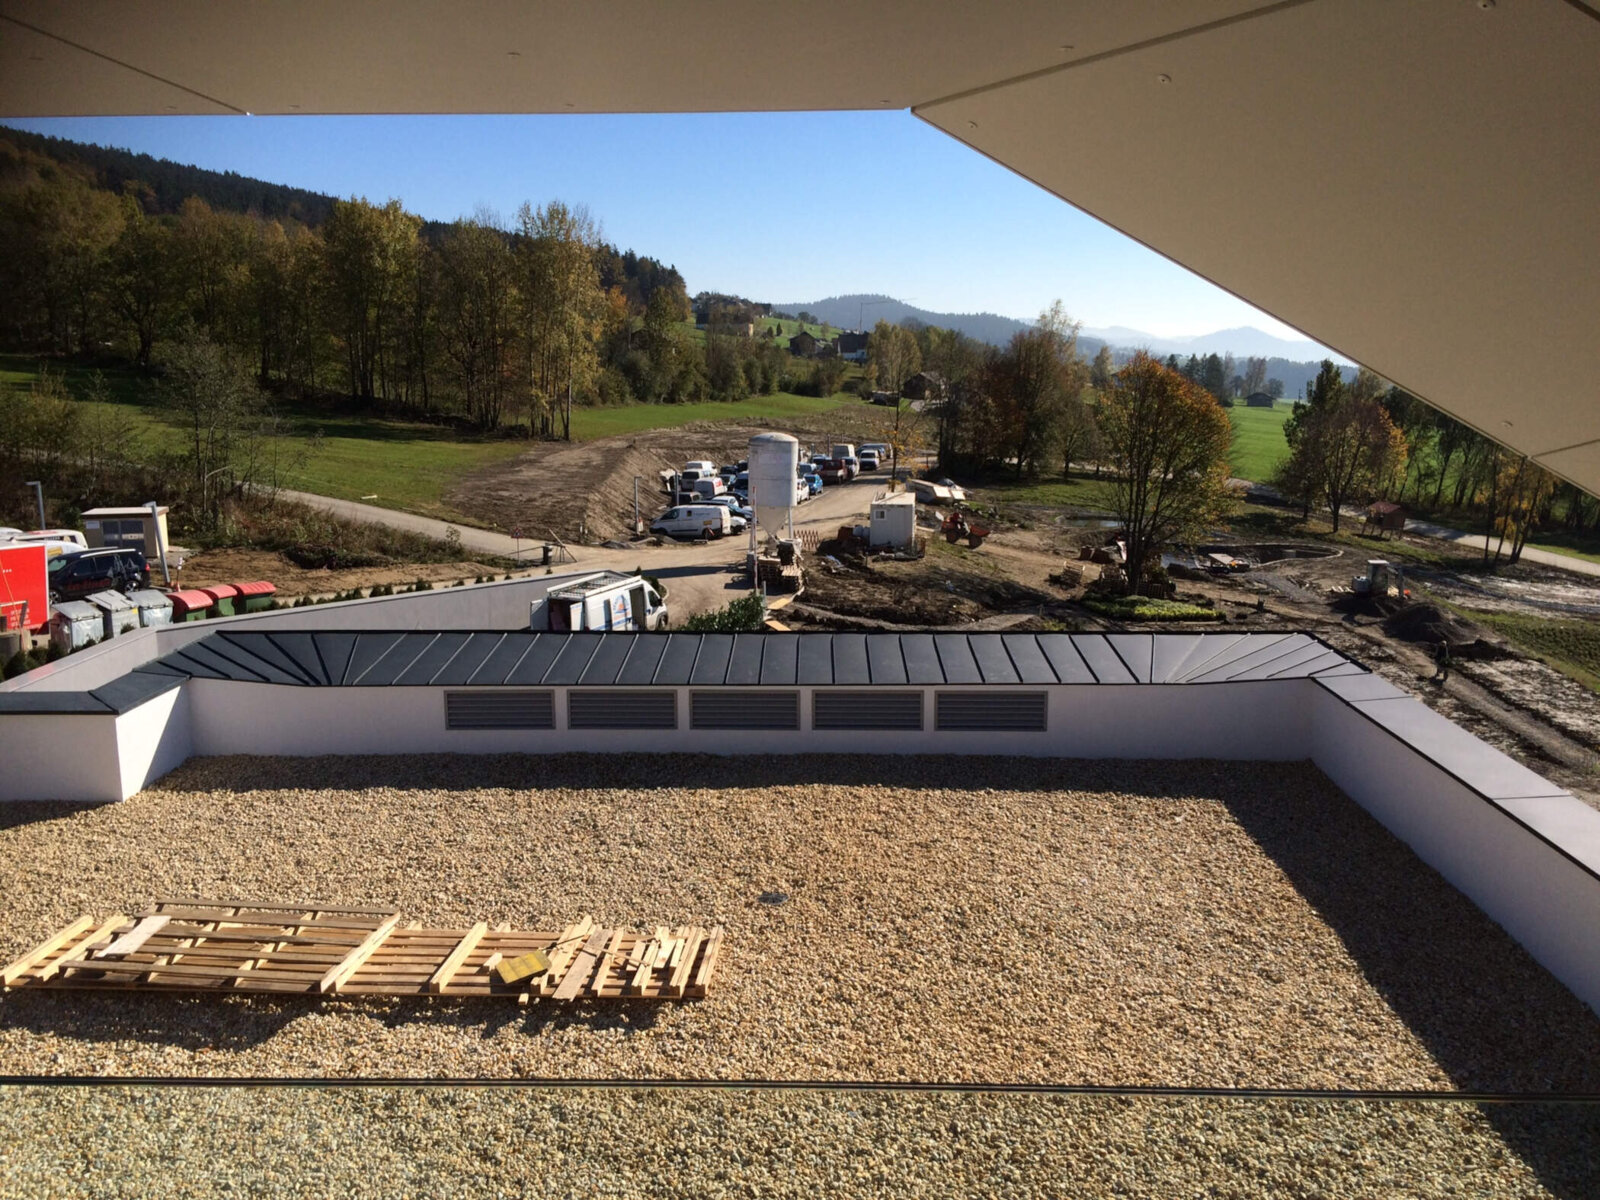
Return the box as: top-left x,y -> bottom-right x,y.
0,125 -> 338,226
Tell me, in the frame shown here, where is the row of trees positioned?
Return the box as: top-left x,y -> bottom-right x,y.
2,138 -> 791,436
1274,360 -> 1590,562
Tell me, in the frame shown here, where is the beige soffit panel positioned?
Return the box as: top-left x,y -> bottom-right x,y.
918,0 -> 1600,495
0,1 -> 1265,116
0,13 -> 236,115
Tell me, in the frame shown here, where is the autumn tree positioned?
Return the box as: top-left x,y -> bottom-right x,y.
322,197 -> 422,402
992,301 -> 1086,478
1099,352 -> 1234,595
106,197 -> 179,368
1089,344 -> 1114,391
867,319 -> 921,396
436,215 -> 519,429
517,200 -> 603,439
1282,389 -> 1409,532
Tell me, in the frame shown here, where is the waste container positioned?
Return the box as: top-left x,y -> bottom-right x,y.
168,590 -> 214,622
233,580 -> 278,612
128,588 -> 174,628
85,589 -> 140,639
51,600 -> 104,652
542,544 -> 553,566
200,583 -> 239,617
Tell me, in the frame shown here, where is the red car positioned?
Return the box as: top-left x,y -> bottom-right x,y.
818,459 -> 848,484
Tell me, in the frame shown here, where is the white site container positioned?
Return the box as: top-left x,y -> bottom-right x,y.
869,491 -> 917,549
748,432 -> 799,546
85,589 -> 140,639
127,588 -> 174,628
50,601 -> 104,652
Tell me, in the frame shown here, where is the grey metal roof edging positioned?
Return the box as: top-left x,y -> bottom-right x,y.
121,630 -> 1364,691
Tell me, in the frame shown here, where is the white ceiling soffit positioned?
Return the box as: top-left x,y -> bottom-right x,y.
1,0 -> 1596,496
0,1 -> 1263,116
918,0 -> 1600,496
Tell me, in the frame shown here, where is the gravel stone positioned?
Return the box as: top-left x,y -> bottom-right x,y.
2,754 -> 1596,1093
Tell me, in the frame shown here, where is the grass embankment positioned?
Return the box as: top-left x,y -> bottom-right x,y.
970,475 -> 1121,515
1458,611 -> 1600,695
1226,402 -> 1292,483
1,353 -> 852,520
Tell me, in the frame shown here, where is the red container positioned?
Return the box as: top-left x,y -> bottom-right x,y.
167,589 -> 216,620
200,583 -> 240,616
0,543 -> 50,633
233,579 -> 278,613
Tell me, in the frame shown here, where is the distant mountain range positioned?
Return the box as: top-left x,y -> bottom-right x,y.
768,294 -> 1351,396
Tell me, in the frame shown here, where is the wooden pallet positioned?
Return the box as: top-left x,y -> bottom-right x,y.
1,900 -> 722,1003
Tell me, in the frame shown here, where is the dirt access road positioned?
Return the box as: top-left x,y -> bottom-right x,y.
274,468 -> 887,617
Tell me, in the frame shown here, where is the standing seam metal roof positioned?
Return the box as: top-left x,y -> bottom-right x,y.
116,631 -> 1361,690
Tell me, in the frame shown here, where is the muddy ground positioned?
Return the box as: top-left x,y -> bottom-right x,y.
170,548 -> 515,600
444,405 -> 896,543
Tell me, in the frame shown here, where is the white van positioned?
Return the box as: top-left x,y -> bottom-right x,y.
680,468 -> 725,495
652,504 -> 733,540
683,460 -> 717,476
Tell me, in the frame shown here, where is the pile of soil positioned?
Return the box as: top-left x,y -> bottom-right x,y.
1381,603 -> 1516,660
802,557 -> 1053,627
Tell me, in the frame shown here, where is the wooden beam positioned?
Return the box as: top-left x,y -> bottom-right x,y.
2,915 -> 95,986
553,926 -> 610,1000
318,915 -> 401,993
427,922 -> 487,994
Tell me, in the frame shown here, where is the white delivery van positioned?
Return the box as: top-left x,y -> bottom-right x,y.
679,468 -> 725,495
683,460 -> 717,475
651,504 -> 733,541
532,571 -> 670,632
830,444 -> 859,479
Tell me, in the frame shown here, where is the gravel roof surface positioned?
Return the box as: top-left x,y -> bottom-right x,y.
3,1086 -> 1595,1199
3,754 -> 1598,1093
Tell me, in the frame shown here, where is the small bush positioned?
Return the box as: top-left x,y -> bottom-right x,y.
1082,597 -> 1219,623
680,593 -> 765,632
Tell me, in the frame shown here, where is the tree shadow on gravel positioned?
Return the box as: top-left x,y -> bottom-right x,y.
1220,779 -> 1600,1200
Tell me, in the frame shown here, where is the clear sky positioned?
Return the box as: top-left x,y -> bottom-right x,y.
4,111 -> 1313,341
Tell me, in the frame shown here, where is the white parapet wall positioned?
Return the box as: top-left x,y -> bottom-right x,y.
3,627 -> 1599,1019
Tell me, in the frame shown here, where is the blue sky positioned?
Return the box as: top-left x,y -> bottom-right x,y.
4,112 -> 1307,340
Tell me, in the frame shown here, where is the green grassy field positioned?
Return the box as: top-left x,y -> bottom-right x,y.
1,354 -> 854,519
1459,610 -> 1600,694
1227,401 -> 1292,483
970,474 -> 1121,514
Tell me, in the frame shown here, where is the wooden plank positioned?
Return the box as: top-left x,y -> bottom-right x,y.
553,926 -> 611,1001
593,928 -> 628,994
319,915 -> 401,993
98,914 -> 172,959
3,915 -> 96,986
427,922 -> 487,994
667,927 -> 705,997
686,926 -> 725,998
31,914 -> 127,982
152,898 -> 398,916
58,959 -> 327,984
539,916 -> 593,998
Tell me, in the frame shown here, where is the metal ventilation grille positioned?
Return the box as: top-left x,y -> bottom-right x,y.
568,690 -> 677,730
813,691 -> 923,731
691,690 -> 799,730
935,691 -> 1048,732
445,690 -> 554,730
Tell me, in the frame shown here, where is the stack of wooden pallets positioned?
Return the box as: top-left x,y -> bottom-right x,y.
1,900 -> 722,1004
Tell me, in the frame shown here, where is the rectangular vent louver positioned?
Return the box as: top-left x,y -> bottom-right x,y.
690,691 -> 799,730
813,691 -> 923,731
568,690 -> 677,730
935,691 -> 1048,732
445,690 -> 554,730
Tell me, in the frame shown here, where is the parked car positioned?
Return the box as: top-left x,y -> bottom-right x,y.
47,547 -> 150,602
706,497 -> 755,522
683,460 -> 717,475
798,468 -> 823,495
859,442 -> 890,460
651,505 -> 732,541
858,450 -> 880,471
840,454 -> 860,479
818,458 -> 849,484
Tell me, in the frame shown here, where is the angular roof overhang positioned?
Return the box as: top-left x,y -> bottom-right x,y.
2,0 -> 1596,494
